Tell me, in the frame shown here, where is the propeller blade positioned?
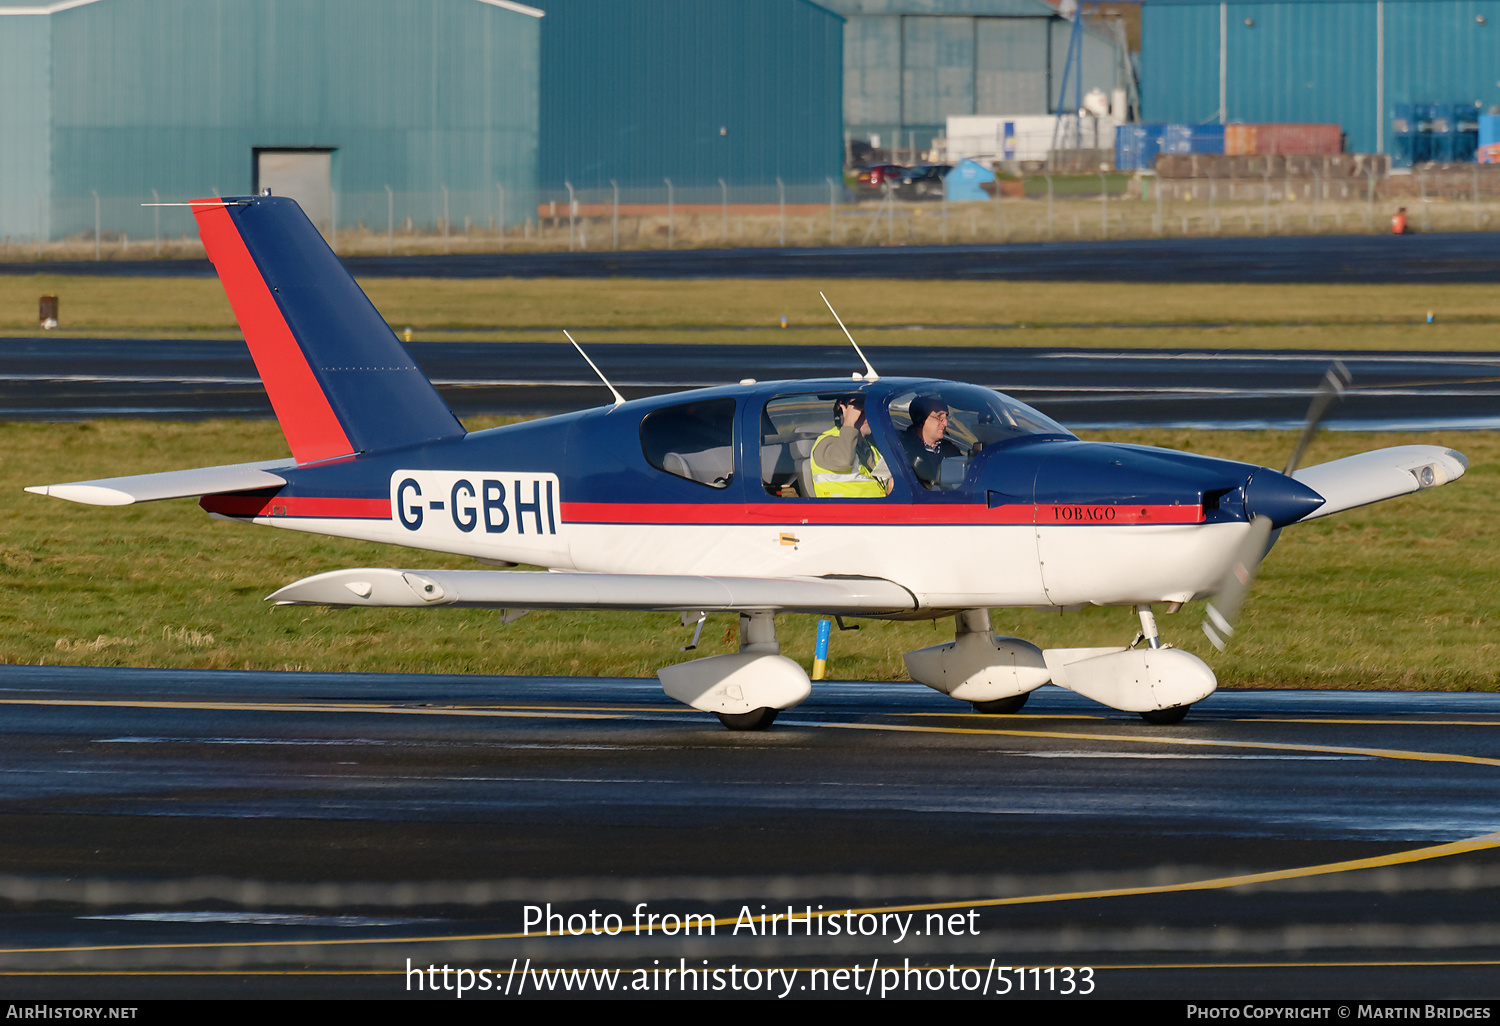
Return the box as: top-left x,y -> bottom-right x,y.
1204,361 -> 1351,651
1202,514 -> 1274,651
1284,360 -> 1352,476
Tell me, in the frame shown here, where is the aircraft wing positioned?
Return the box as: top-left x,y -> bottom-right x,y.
25,459 -> 295,506
267,568 -> 919,615
1291,445 -> 1466,522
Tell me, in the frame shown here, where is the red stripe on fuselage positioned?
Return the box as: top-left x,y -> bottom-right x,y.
201,494 -> 391,519
193,200 -> 353,464
560,502 -> 1204,525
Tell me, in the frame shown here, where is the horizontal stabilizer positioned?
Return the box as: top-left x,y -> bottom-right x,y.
1291,445 -> 1466,522
267,568 -> 918,615
26,458 -> 294,507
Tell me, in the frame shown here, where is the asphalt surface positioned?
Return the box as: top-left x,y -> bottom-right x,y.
4,231 -> 1500,283
4,339 -> 1499,429
2,662 -> 1499,999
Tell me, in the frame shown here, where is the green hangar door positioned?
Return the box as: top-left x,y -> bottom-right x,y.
254,149 -> 334,234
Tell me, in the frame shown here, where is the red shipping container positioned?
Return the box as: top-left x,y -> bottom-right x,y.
1252,124 -> 1342,155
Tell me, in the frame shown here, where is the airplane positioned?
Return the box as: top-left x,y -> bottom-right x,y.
26,194 -> 1469,730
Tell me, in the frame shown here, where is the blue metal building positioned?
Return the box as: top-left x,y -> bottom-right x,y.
536,0 -> 845,192
820,0 -> 1129,154
0,0 -> 541,241
1142,0 -> 1500,156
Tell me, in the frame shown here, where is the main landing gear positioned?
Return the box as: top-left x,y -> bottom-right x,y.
657,611 -> 808,732
907,606 -> 1217,724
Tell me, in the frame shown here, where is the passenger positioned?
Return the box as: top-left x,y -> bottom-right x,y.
901,394 -> 963,489
809,393 -> 891,497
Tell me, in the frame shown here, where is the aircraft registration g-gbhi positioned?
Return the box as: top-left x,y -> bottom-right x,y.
28,195 -> 1468,730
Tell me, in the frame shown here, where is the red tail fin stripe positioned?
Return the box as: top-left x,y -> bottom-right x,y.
194,201 -> 353,464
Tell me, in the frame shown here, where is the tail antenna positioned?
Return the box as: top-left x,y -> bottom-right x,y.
820,292 -> 879,382
563,330 -> 626,407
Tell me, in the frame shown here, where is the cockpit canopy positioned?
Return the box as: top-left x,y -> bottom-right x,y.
758,382 -> 1073,498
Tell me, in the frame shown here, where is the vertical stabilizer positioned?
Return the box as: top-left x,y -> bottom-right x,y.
194,196 -> 465,463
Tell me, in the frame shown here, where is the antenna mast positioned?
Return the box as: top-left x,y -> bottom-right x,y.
820,292 -> 879,381
563,330 -> 626,407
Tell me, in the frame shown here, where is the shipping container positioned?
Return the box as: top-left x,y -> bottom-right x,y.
1480,115 -> 1500,164
1251,124 -> 1343,156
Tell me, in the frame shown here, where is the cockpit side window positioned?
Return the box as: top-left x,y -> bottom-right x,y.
639,398 -> 736,489
890,385 -> 1073,491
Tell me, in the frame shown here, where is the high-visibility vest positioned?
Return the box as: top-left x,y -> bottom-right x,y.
809,428 -> 887,497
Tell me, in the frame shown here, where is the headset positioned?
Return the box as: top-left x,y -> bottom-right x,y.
832,392 -> 865,429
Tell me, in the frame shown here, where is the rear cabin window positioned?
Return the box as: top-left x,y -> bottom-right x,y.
639,398 -> 736,489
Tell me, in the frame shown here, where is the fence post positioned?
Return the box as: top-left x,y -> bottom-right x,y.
611,180 -> 620,251
1153,175 -> 1162,236
93,190 -> 100,260
720,178 -> 729,243
152,188 -> 160,256
665,178 -> 674,248
442,185 -> 450,253
1099,172 -> 1108,238
1047,174 -> 1056,238
36,192 -> 43,258
1263,167 -> 1271,234
565,180 -> 576,252
496,182 -> 505,252
1419,169 -> 1429,231
1366,166 -> 1376,231
777,176 -> 785,246
1208,172 -> 1217,235
1474,164 -> 1481,231
825,177 -> 836,243
386,185 -> 394,254
1311,168 -> 1320,231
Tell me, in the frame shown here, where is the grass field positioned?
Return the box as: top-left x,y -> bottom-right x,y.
2,275 -> 1498,352
2,419 -> 1493,692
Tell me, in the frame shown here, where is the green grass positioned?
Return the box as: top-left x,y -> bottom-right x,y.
3,276 -> 1497,351
3,419 -> 1494,691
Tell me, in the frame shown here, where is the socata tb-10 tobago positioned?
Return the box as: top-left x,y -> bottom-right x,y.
29,195 -> 1468,729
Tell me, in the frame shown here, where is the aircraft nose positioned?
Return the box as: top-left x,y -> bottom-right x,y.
1242,468 -> 1325,527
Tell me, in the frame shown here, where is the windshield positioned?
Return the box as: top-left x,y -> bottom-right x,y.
888,384 -> 1073,491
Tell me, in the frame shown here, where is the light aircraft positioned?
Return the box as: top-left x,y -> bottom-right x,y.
27,195 -> 1468,730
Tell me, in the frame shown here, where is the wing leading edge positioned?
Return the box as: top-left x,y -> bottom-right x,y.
267,568 -> 919,615
1291,445 -> 1466,522
26,458 -> 295,507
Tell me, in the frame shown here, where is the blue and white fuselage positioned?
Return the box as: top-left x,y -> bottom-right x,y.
27,196 -> 1468,729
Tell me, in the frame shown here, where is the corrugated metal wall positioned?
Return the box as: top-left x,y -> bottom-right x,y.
0,13 -> 52,240
1143,0 -> 1500,156
0,0 -> 538,240
823,0 -> 1123,152
537,0 -> 843,191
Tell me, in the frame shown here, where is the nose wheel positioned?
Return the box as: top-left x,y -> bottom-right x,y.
1140,705 -> 1191,725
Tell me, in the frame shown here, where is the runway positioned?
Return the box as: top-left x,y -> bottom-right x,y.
5,231 -> 1500,283
4,338 -> 1499,428
2,663 -> 1499,999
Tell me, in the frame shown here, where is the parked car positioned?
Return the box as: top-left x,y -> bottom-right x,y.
848,164 -> 907,196
895,164 -> 952,200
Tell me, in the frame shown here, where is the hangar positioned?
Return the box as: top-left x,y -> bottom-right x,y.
822,0 -> 1133,158
0,0 -> 542,243
1142,0 -> 1500,156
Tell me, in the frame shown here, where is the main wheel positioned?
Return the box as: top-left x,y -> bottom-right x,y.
1140,705 -> 1190,725
970,692 -> 1031,715
717,707 -> 779,731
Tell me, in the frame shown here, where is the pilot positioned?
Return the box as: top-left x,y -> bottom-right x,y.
809,393 -> 891,497
901,394 -> 964,489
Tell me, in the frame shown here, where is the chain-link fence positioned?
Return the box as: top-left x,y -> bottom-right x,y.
5,169 -> 1499,262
